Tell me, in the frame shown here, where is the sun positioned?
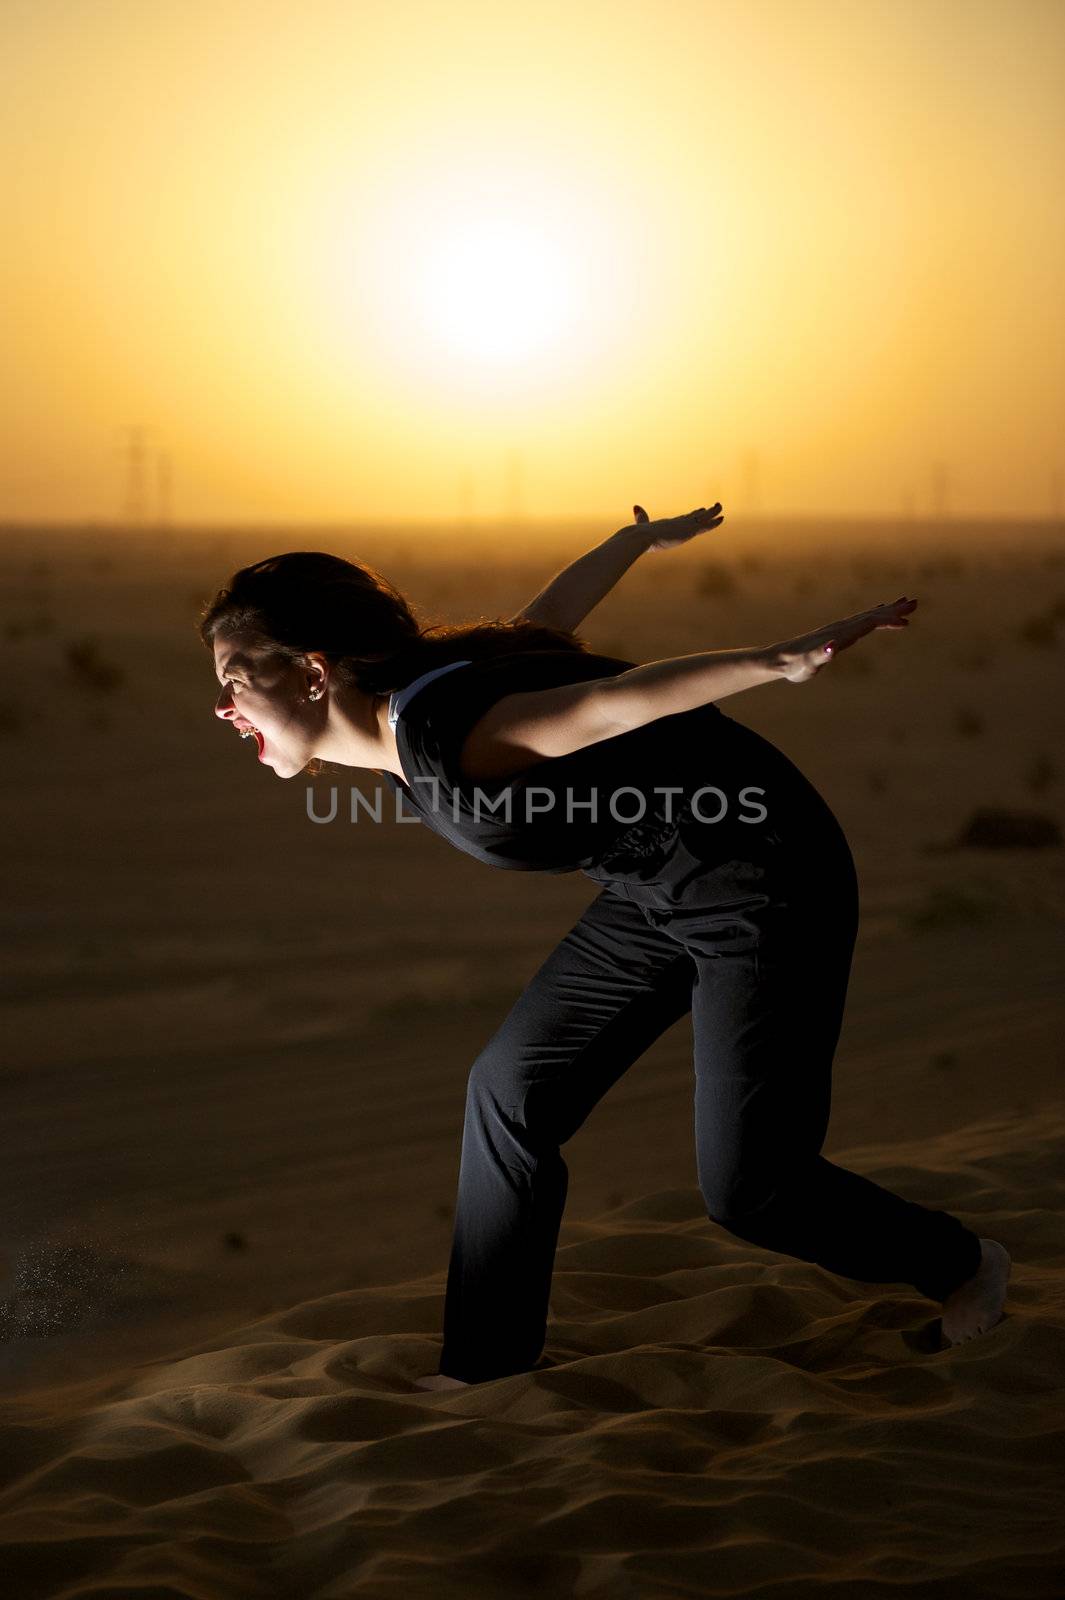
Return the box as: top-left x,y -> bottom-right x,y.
416,218 -> 576,365
296,143 -> 682,409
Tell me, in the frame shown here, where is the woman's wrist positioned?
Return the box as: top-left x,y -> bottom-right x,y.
615,522 -> 654,555
756,643 -> 789,679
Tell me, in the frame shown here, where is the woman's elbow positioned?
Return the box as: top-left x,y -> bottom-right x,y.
594,676 -> 645,738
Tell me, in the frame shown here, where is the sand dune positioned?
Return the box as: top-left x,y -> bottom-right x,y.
1,1104 -> 1063,1599
2,526 -> 1064,1595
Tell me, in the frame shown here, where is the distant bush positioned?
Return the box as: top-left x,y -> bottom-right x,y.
851,558 -> 886,583
0,699 -> 25,734
4,613 -> 53,641
902,883 -> 998,932
1016,611 -> 1058,649
64,636 -> 125,692
955,643 -> 994,671
918,555 -> 965,579
696,562 -> 738,599
1026,752 -> 1058,793
954,807 -> 1062,850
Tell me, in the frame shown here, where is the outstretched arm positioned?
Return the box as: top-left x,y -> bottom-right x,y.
510,503 -> 725,632
601,596 -> 919,725
511,523 -> 649,631
458,596 -> 917,783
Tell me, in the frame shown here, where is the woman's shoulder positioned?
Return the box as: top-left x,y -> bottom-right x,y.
390,647 -> 637,792
445,650 -> 637,786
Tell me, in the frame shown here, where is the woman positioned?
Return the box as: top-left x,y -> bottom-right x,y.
200,503 -> 1010,1390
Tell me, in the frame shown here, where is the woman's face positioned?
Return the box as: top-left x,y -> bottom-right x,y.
212,630 -> 322,779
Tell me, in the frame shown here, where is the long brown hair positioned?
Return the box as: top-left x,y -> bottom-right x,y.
198,550 -> 590,697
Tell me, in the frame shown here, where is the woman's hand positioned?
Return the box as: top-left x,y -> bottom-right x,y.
772,596 -> 918,683
631,502 -> 726,552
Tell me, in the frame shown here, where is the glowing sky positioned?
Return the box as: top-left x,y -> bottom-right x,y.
2,0 -> 1063,525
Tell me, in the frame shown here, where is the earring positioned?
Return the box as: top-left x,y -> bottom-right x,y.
309,688 -> 323,701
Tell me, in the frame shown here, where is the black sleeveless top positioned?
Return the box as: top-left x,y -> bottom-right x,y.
381,648 -> 830,888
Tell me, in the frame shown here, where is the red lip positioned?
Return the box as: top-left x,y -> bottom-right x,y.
232,721 -> 266,759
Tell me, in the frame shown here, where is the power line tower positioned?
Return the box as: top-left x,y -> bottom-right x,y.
503,447 -> 524,528
156,449 -> 173,530
739,447 -> 762,516
120,425 -> 152,526
930,459 -> 950,522
456,468 -> 475,530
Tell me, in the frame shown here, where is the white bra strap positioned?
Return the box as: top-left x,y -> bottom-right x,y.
388,658 -> 474,730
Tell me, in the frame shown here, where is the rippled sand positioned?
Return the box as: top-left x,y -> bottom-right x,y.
2,523 -> 1063,1595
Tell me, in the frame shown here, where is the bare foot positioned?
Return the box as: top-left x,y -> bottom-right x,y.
414,1373 -> 472,1391
941,1237 -> 1011,1347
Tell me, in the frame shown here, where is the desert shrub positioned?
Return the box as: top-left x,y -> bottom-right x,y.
4,612 -> 53,641
955,643 -> 994,671
902,883 -> 998,932
1026,752 -> 1058,793
1016,612 -> 1057,649
955,807 -> 1062,849
696,562 -> 738,599
918,555 -> 965,579
64,636 -> 125,692
0,699 -> 25,734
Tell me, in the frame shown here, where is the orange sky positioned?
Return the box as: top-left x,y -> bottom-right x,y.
2,0 -> 1063,527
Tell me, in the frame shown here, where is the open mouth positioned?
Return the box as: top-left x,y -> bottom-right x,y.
236,724 -> 266,759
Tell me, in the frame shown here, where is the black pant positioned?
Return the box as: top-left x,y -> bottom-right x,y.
438,799 -> 983,1384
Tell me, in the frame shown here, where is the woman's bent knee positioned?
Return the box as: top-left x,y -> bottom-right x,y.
700,1176 -> 778,1230
466,1047 -> 576,1153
